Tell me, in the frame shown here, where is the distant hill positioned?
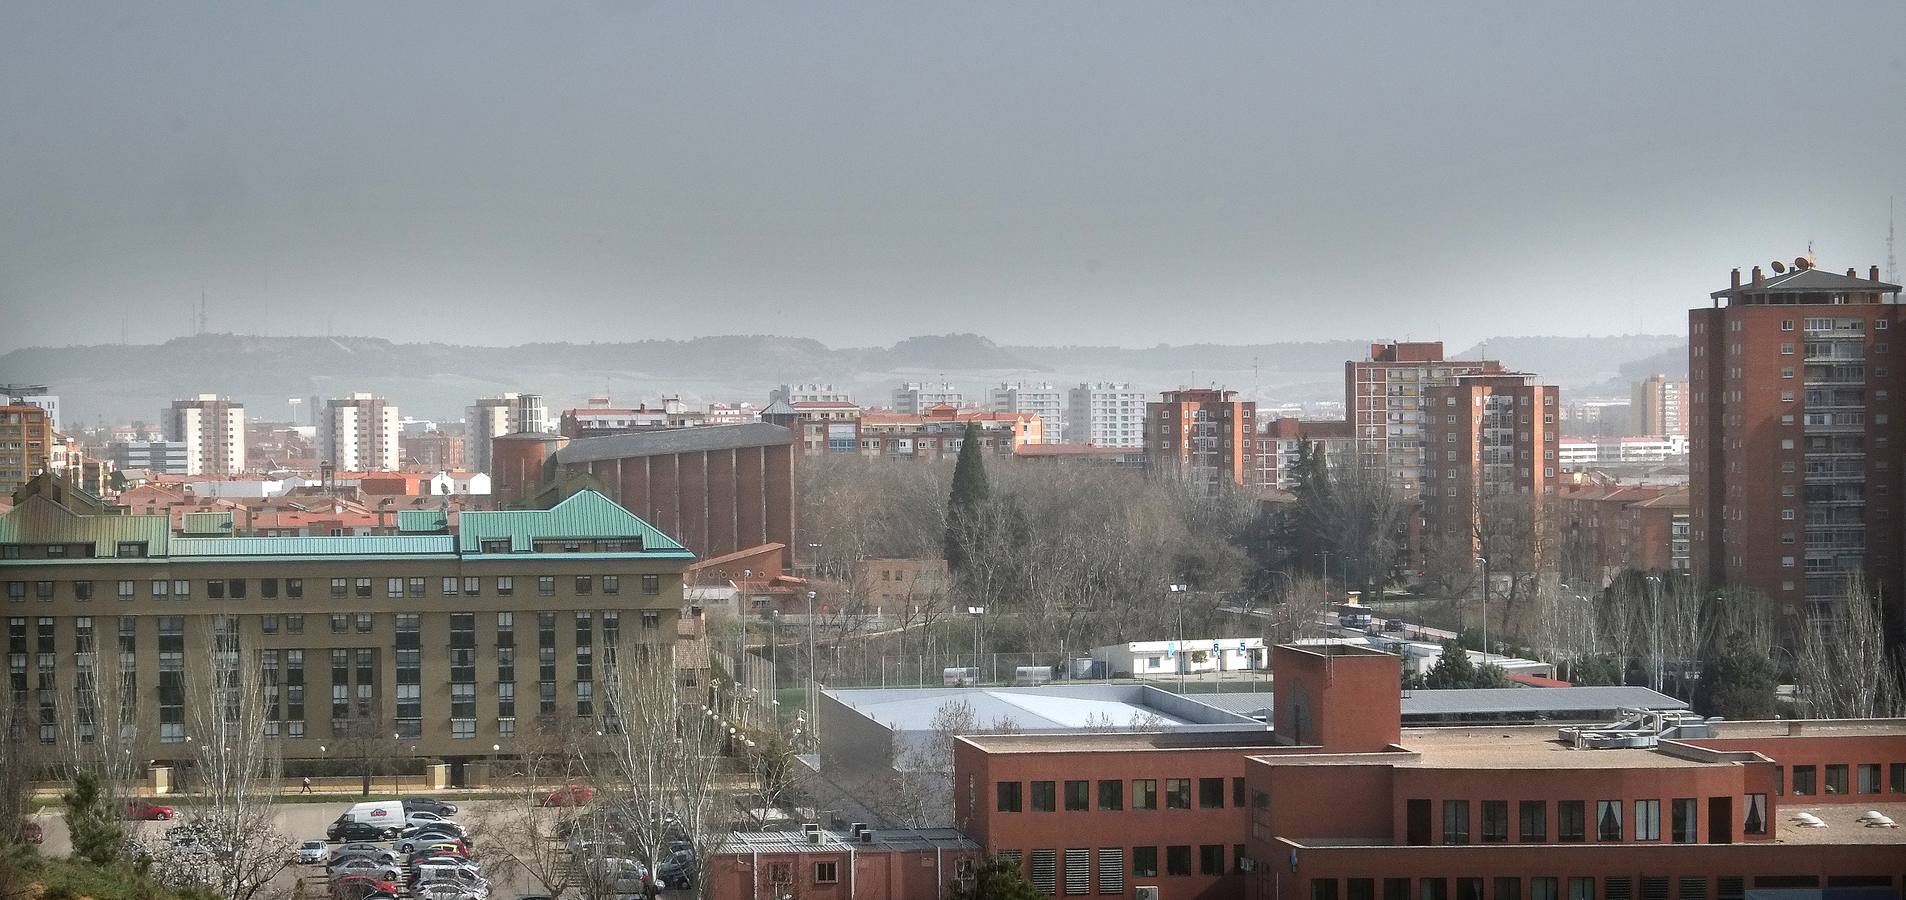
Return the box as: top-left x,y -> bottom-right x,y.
0,332 -> 1683,424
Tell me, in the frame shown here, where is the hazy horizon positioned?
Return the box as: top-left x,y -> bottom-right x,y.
4,2 -> 1903,354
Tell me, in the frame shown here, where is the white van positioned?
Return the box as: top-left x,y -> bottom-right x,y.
343,800 -> 407,826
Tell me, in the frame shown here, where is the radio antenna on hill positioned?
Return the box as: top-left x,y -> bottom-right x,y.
1889,196 -> 1898,284
196,289 -> 208,335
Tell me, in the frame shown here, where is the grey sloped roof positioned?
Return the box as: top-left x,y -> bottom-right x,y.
713,827 -> 976,855
1401,686 -> 1687,717
554,422 -> 792,465
1712,267 -> 1901,299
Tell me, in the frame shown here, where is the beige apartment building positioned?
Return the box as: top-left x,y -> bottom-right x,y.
1,479 -> 693,773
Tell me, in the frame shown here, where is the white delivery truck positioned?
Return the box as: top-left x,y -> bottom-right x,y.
343,800 -> 407,826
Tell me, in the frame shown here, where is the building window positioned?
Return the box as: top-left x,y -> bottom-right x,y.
1131,847 -> 1158,878
1165,778 -> 1191,809
1198,845 -> 1223,876
1792,765 -> 1816,795
287,579 -> 303,598
1064,780 -> 1089,811
1517,800 -> 1545,841
814,862 -> 838,885
538,576 -> 556,597
1199,777 -> 1224,808
1558,800 -> 1585,842
1857,763 -> 1883,794
387,577 -> 404,598
442,577 -> 459,596
1595,800 -> 1622,841
1744,793 -> 1767,834
330,614 -> 347,634
1443,800 -> 1470,844
602,575 -> 619,595
1567,879 -> 1593,900
1165,846 -> 1190,877
1031,780 -> 1056,812
997,782 -> 1022,812
73,581 -> 93,601
1889,763 -> 1905,793
1480,800 -> 1507,842
641,574 -> 661,595
462,576 -> 480,595
1670,798 -> 1697,843
1133,779 -> 1157,810
1529,880 -> 1556,900
1634,799 -> 1660,841
1824,764 -> 1848,795
496,576 -> 514,595
1098,779 -> 1122,811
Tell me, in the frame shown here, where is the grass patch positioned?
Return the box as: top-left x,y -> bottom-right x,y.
1,850 -> 216,900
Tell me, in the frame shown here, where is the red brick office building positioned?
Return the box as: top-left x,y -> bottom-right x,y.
1146,389 -> 1260,492
1689,261 -> 1903,625
953,645 -> 1906,900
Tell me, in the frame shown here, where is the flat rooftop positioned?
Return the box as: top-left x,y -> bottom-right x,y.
825,684 -> 1264,734
712,827 -> 977,855
1192,685 -> 1687,721
961,731 -> 1287,754
1700,718 -> 1906,739
1397,727 -> 1714,769
1775,802 -> 1906,846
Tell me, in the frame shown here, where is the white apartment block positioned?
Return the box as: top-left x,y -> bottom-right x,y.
1066,382 -> 1147,448
467,392 -> 548,473
163,394 -> 247,476
773,383 -> 852,404
892,382 -> 964,415
989,382 -> 1067,444
320,393 -> 401,472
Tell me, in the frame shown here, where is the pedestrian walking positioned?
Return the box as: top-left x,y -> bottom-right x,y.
300,776 -> 312,794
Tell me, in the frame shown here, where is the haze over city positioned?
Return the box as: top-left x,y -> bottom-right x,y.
4,1 -> 1904,353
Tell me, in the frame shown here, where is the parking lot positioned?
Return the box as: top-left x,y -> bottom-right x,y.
30,799 -> 543,899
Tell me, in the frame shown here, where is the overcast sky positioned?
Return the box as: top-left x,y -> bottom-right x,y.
3,2 -> 1903,353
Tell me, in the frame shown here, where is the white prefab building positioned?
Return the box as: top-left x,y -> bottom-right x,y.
429,471 -> 491,495
164,394 -> 247,476
320,393 -> 401,472
1066,383 -> 1147,448
1091,637 -> 1266,677
989,383 -> 1067,444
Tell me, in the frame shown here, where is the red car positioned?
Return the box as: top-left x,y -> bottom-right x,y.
329,874 -> 399,900
122,801 -> 176,820
539,784 -> 594,806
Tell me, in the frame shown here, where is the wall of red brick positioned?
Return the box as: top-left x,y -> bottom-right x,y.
1270,646 -> 1401,752
1682,732 -> 1906,803
705,844 -> 978,900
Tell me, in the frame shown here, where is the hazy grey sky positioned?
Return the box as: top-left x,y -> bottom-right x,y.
3,2 -> 1904,353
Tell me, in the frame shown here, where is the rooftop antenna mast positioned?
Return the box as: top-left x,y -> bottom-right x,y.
1889,196 -> 1898,285
197,289 -> 207,336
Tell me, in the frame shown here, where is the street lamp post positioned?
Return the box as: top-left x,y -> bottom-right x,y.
1475,556 -> 1489,656
1645,574 -> 1664,693
1169,583 -> 1190,691
805,590 -> 818,751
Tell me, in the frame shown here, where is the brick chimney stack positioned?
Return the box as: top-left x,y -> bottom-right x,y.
1874,265 -> 1884,282
1752,266 -> 1763,285
1731,268 -> 1742,289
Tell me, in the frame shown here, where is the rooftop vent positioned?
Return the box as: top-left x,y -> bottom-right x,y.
1558,708 -> 1713,749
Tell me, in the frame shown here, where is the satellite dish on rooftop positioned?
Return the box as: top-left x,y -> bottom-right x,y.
1770,260 -> 1787,274
1794,257 -> 1811,270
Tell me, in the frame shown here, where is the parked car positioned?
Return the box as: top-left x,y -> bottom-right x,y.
405,810 -> 459,828
329,817 -> 402,842
539,784 -> 593,806
331,858 -> 403,882
294,840 -> 328,865
653,848 -> 696,890
1385,619 -> 1405,632
328,848 -> 399,869
402,797 -> 459,817
122,801 -> 176,820
415,883 -> 490,900
402,819 -> 467,839
331,842 -> 392,858
402,839 -> 472,859
329,875 -> 400,900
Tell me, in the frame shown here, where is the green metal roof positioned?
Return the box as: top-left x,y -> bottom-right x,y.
0,496 -> 171,558
397,509 -> 449,533
457,490 -> 688,555
0,488 -> 690,564
170,535 -> 457,557
181,511 -> 235,535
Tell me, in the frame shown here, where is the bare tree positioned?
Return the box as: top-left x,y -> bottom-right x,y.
596,641 -> 725,896
0,677 -> 45,863
1796,580 -> 1905,719
147,617 -> 291,900
63,635 -> 145,818
464,720 -> 594,899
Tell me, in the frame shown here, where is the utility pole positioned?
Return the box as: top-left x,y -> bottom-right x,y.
1476,556 -> 1489,656
1169,583 -> 1189,691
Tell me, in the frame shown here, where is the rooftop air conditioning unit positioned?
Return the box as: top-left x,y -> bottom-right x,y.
1135,888 -> 1162,900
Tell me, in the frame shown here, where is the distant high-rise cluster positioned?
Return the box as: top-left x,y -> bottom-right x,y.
163,393 -> 246,476
319,392 -> 401,472
466,391 -> 547,472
